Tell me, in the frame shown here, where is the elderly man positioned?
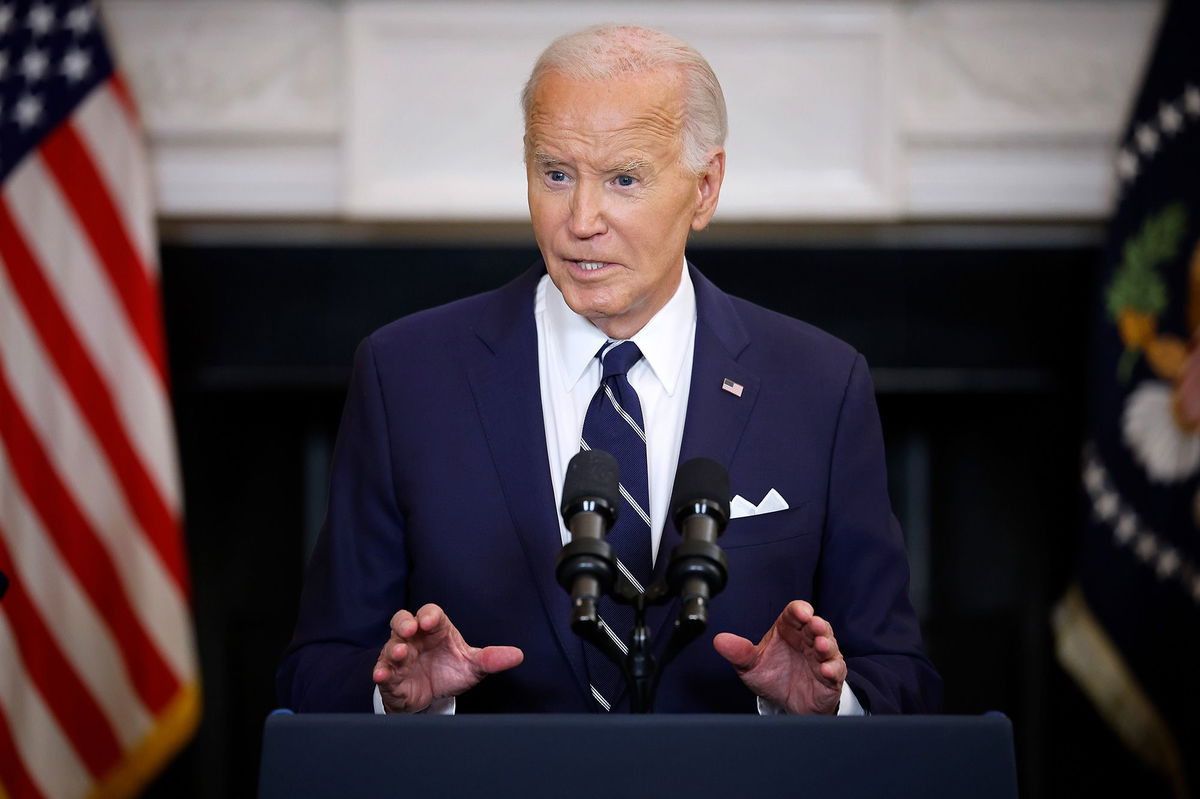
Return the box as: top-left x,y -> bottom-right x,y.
278,25 -> 941,716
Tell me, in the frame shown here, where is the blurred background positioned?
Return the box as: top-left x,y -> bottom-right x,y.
3,1 -> 1196,797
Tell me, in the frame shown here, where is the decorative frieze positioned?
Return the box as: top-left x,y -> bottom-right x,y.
99,0 -> 1163,221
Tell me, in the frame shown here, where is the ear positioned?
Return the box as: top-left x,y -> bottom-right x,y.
690,148 -> 726,232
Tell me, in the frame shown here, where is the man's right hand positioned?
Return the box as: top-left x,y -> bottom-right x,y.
372,603 -> 524,713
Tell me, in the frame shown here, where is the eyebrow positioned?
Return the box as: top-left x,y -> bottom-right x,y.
605,158 -> 650,174
532,150 -> 564,166
530,150 -> 649,174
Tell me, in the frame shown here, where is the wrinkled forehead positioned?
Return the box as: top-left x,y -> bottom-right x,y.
523,68 -> 687,153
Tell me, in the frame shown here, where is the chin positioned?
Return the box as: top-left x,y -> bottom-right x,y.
566,300 -> 613,323
562,286 -> 616,315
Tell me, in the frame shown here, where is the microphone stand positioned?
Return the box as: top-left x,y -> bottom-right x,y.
558,558 -> 657,713
562,557 -> 724,714
556,456 -> 730,713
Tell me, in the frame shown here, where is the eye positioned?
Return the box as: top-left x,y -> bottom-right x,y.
615,175 -> 636,187
547,171 -> 567,182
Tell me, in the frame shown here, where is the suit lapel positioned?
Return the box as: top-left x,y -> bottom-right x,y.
647,265 -> 760,653
464,263 -> 760,703
465,264 -> 591,702
675,266 -> 759,489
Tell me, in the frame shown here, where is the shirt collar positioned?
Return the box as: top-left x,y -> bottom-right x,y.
544,261 -> 696,397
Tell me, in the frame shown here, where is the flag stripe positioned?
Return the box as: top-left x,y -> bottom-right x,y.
73,84 -> 156,285
0,259 -> 194,684
0,532 -> 123,777
108,71 -> 140,129
0,369 -> 181,716
0,443 -> 154,749
0,611 -> 92,799
0,703 -> 48,799
39,120 -> 167,382
0,195 -> 188,594
6,155 -> 180,514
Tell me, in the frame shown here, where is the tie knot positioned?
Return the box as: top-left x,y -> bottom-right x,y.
599,341 -> 643,379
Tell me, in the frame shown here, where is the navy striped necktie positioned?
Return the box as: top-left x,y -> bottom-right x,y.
579,340 -> 652,711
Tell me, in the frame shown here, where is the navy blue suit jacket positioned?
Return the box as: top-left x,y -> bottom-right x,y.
277,263 -> 942,714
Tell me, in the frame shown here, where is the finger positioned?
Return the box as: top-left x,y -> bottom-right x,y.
375,640 -> 410,671
785,600 -> 814,625
806,614 -> 832,638
819,655 -> 848,684
800,617 -> 832,650
391,609 -> 418,639
712,632 -> 757,670
473,645 -> 525,675
373,640 -> 410,682
812,634 -> 840,662
773,601 -> 818,650
415,603 -> 447,633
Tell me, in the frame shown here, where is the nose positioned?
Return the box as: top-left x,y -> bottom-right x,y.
568,181 -> 608,239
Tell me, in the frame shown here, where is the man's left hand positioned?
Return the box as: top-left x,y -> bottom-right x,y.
713,600 -> 846,714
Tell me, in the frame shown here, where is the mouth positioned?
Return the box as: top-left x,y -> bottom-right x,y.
567,259 -> 617,273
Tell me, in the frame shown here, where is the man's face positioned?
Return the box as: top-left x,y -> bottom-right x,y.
525,69 -> 724,340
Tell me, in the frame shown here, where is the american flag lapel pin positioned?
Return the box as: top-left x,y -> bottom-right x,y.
722,378 -> 744,397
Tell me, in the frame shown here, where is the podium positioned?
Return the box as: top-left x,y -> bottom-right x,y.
258,713 -> 1018,798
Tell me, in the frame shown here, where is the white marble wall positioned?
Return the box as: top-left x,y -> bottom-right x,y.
100,0 -> 1163,221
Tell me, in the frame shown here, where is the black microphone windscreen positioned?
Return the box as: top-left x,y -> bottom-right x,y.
562,449 -> 621,513
670,457 -> 731,521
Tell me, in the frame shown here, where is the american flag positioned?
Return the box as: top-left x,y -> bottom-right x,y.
0,3 -> 199,798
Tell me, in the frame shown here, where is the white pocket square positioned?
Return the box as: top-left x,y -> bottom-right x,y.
729,488 -> 789,519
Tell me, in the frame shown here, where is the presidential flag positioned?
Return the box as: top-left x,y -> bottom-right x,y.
0,3 -> 199,798
1053,2 -> 1200,796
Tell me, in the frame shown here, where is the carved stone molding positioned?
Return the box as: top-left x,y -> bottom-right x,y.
102,0 -> 340,139
903,1 -> 1155,140
344,1 -> 901,220
900,0 -> 1161,217
97,0 -> 1164,221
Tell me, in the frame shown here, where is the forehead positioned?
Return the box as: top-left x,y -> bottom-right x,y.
525,69 -> 686,161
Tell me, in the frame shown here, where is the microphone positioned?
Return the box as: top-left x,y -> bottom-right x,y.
555,450 -> 621,627
666,458 -> 730,628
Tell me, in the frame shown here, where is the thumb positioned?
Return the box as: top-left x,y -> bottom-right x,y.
473,645 -> 525,675
712,632 -> 756,670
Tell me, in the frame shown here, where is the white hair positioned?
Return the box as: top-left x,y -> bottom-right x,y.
521,24 -> 728,175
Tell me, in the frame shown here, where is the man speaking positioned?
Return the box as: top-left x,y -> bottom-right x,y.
277,24 -> 941,716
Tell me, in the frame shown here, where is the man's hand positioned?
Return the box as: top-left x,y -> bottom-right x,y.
712,600 -> 846,715
372,603 -> 524,713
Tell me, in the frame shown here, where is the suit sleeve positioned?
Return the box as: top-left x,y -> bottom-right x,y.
276,337 -> 409,711
817,354 -> 943,713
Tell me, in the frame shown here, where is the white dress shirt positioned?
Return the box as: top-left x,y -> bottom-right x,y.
375,262 -> 863,716
536,268 -> 695,559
